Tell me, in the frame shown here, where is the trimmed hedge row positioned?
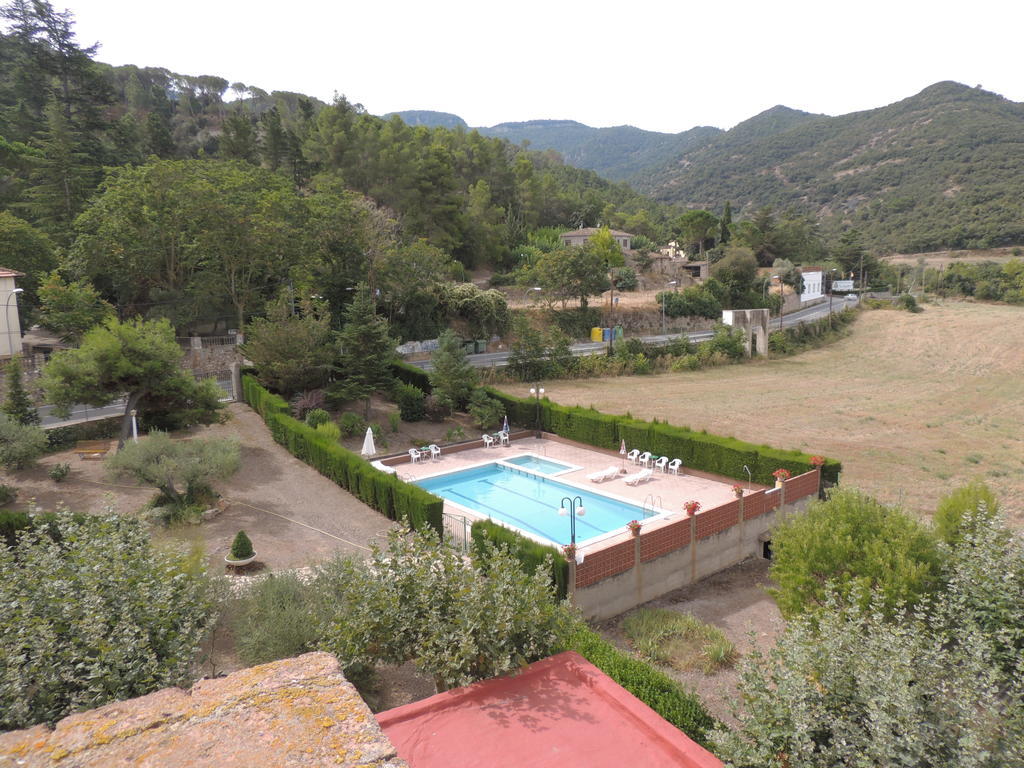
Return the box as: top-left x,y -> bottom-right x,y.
392,360 -> 432,393
242,376 -> 442,535
485,387 -> 841,486
566,624 -> 718,749
471,519 -> 569,600
43,416 -> 121,453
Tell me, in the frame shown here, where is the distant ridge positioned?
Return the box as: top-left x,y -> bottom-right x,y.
385,110 -> 468,129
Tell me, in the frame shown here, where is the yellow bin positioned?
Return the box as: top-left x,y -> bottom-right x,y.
590,327 -> 603,342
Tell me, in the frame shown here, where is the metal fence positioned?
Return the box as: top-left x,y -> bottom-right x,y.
442,511 -> 473,553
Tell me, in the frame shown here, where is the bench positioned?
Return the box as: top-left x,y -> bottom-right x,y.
75,440 -> 111,459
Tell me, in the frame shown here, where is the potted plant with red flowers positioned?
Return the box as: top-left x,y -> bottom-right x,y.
772,468 -> 791,488
732,484 -> 744,498
809,455 -> 825,468
683,500 -> 701,516
627,519 -> 642,537
563,543 -> 577,562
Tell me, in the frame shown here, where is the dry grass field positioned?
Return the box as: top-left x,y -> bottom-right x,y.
506,301 -> 1024,525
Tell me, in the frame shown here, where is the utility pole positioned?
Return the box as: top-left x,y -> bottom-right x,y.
859,252 -> 864,298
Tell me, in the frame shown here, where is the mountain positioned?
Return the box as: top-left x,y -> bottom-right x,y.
476,120 -> 722,182
634,82 -> 1024,251
385,110 -> 468,129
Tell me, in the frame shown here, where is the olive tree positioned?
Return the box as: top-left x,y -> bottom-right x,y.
0,412 -> 47,470
0,509 -> 216,729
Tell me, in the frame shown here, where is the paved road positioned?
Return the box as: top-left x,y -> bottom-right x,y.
411,295 -> 857,371
38,378 -> 235,428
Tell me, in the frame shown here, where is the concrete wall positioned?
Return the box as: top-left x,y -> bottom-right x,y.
572,471 -> 819,620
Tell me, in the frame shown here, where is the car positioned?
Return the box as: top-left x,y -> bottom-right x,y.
846,294 -> 859,301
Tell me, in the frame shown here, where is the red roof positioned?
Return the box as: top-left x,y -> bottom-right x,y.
0,268 -> 24,278
376,652 -> 722,768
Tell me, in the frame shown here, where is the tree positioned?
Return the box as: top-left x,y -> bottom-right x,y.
0,509 -> 215,729
0,412 -> 46,469
241,298 -> 335,397
709,245 -> 758,307
0,212 -> 56,314
429,330 -> 478,412
769,488 -> 942,618
36,271 -> 114,343
2,355 -> 38,425
534,246 -> 607,309
333,285 -> 395,419
719,201 -> 732,244
41,317 -> 223,447
934,480 -> 1000,546
675,209 -> 719,258
317,530 -> 573,691
105,431 -> 240,508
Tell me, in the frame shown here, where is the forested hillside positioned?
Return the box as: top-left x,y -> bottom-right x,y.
636,83 -> 1024,252
0,3 -> 673,337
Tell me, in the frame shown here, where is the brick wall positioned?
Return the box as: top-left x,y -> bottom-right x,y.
576,540 -> 635,588
744,490 -> 767,519
696,499 -> 739,540
639,518 -> 690,562
765,487 -> 782,511
784,470 -> 820,500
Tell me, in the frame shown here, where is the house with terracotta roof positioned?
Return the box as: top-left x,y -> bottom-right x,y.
0,267 -> 25,359
560,227 -> 635,252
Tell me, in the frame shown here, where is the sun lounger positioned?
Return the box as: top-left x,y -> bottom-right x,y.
588,466 -> 619,483
623,468 -> 653,486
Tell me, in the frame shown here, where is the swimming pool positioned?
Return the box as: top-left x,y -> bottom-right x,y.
414,462 -> 657,547
504,454 -> 577,475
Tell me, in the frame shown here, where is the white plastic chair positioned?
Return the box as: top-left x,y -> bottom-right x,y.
667,458 -> 682,475
497,431 -> 510,446
638,451 -> 652,467
653,456 -> 669,473
482,434 -> 495,448
408,448 -> 422,464
626,449 -> 640,464
428,444 -> 441,461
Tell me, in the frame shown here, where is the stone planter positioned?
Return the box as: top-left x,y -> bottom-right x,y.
225,553 -> 257,568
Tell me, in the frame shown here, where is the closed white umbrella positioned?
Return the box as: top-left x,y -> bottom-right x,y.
361,427 -> 376,457
502,415 -> 510,434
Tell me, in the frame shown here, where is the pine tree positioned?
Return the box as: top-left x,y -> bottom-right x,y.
334,285 -> 395,419
720,200 -> 732,244
429,330 -> 477,412
2,355 -> 39,426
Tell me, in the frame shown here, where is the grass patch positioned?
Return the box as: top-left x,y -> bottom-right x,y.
965,453 -> 982,464
622,608 -> 737,674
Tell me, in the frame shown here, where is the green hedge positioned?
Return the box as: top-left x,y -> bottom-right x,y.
392,360 -> 433,393
471,519 -> 569,600
242,376 -> 442,536
566,624 -> 717,749
486,388 -> 841,486
43,416 -> 121,453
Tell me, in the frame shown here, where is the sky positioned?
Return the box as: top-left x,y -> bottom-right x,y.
49,0 -> 1024,134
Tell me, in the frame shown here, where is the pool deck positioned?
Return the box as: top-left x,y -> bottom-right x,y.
398,435 -> 766,555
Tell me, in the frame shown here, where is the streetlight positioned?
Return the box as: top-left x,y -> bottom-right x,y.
529,385 -> 545,437
130,408 -> 139,443
661,280 -> 677,334
4,288 -> 23,358
558,495 -> 586,549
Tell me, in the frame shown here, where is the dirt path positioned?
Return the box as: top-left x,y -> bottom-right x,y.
4,403 -> 399,572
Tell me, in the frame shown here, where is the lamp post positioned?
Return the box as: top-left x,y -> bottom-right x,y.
4,288 -> 23,358
773,275 -> 783,330
130,409 -> 139,443
529,385 -> 545,437
661,280 -> 677,334
558,495 -> 586,549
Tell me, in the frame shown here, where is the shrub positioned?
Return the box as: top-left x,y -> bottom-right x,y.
292,389 -> 327,420
423,394 -> 448,422
467,388 -> 505,430
565,624 -> 717,748
391,361 -> 432,393
0,414 -> 47,471
338,411 -> 366,438
304,408 -> 331,429
670,354 -> 703,372
229,530 -> 254,560
315,421 -> 341,442
232,572 -> 321,666
897,293 -> 921,312
622,608 -> 736,674
0,484 -> 17,506
934,480 -> 1000,546
48,463 -> 71,483
388,411 -> 400,433
0,509 -> 30,547
394,382 -> 426,422
370,423 -> 388,451
614,266 -> 638,291
769,488 -> 942,618
0,510 -> 215,729
471,519 -> 568,599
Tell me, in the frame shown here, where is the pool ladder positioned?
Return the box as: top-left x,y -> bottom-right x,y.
642,494 -> 663,519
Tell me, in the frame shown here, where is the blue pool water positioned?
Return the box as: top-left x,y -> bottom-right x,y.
504,455 -> 575,475
415,463 -> 652,546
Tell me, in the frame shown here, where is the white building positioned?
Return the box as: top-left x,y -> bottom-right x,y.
0,268 -> 24,359
800,267 -> 824,303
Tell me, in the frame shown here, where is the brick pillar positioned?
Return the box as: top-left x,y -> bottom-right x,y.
568,559 -> 577,603
737,493 -> 746,561
689,513 -> 697,583
633,534 -> 642,605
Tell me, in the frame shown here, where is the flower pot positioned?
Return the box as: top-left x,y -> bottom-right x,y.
775,480 -> 784,489
225,553 -> 257,567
